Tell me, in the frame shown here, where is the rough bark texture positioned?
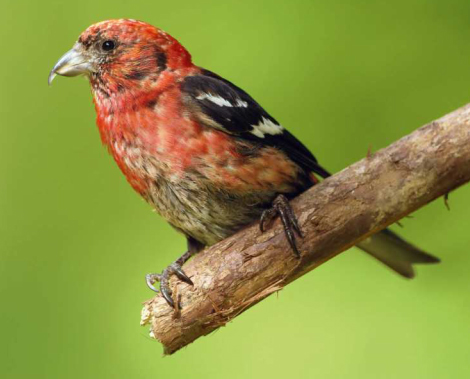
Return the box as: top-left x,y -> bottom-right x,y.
141,104 -> 470,355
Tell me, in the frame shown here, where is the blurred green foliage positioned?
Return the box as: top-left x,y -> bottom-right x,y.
1,0 -> 470,378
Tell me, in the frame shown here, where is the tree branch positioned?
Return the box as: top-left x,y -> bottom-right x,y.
141,104 -> 470,355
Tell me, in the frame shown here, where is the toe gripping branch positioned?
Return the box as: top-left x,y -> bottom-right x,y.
146,237 -> 204,308
260,194 -> 303,257
146,250 -> 194,308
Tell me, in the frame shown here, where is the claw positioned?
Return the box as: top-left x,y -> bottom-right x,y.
260,208 -> 276,232
444,193 -> 450,211
282,199 -> 303,237
146,273 -> 161,292
146,250 -> 195,308
171,263 -> 194,285
161,285 -> 175,308
260,194 -> 303,258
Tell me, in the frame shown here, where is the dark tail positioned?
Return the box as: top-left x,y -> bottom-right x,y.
356,228 -> 440,278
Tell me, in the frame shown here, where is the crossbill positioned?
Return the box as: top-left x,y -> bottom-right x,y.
49,19 -> 439,307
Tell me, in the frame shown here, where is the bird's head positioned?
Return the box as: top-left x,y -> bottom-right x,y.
48,19 -> 193,95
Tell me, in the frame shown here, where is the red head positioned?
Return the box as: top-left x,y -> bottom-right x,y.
48,19 -> 193,95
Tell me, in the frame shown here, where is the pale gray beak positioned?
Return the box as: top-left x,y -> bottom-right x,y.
48,46 -> 92,85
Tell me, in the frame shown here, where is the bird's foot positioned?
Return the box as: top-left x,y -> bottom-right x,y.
146,250 -> 194,308
260,194 -> 303,257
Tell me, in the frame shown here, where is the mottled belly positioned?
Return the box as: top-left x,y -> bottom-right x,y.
108,126 -> 307,246
145,176 -> 274,246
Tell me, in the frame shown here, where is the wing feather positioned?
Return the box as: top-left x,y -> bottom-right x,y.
181,69 -> 330,179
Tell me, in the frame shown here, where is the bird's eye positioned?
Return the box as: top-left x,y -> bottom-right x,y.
101,40 -> 115,51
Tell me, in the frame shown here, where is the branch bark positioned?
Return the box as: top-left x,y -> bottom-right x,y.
141,104 -> 470,355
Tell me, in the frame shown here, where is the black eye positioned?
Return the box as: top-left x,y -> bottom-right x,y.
102,40 -> 115,51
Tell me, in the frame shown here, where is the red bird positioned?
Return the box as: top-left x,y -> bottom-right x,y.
49,19 -> 439,307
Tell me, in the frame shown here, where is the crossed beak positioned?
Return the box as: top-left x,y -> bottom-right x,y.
48,44 -> 93,85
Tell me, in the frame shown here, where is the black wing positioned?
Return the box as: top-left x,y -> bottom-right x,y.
181,69 -> 330,179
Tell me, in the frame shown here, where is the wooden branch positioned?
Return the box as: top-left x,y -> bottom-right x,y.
141,104 -> 470,355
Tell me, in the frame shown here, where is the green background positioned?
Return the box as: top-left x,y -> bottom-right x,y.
1,0 -> 470,378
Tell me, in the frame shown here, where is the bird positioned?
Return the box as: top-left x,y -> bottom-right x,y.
49,19 -> 439,308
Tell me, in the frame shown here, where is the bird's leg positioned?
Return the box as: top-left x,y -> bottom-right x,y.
260,194 -> 303,257
146,237 -> 204,308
